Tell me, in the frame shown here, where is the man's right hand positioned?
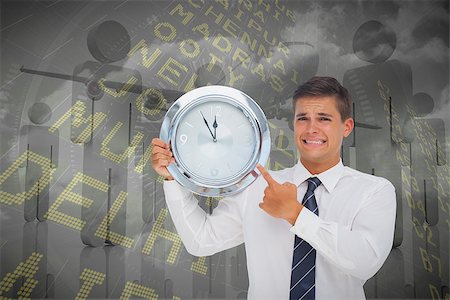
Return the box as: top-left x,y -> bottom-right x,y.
151,138 -> 175,180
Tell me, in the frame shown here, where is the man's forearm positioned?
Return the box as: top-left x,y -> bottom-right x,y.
163,180 -> 245,256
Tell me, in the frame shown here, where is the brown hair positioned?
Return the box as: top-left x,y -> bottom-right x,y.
292,76 -> 353,121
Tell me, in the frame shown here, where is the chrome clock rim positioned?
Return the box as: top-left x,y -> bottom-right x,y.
160,85 -> 271,197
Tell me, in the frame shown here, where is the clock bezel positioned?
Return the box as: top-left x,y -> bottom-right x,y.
160,85 -> 271,197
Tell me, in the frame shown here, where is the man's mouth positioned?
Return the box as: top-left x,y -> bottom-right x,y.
303,139 -> 326,145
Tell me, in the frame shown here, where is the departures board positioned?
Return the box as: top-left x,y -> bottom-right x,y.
0,1 -> 449,299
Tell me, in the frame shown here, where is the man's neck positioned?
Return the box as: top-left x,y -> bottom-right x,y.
300,158 -> 341,175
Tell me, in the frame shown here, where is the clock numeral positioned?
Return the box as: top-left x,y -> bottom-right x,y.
211,168 -> 219,177
180,134 -> 188,145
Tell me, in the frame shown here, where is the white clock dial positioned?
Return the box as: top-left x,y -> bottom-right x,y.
160,85 -> 270,196
174,99 -> 257,183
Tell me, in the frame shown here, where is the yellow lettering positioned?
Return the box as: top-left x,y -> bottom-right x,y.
273,9 -> 281,21
405,189 -> 415,209
248,18 -> 262,32
395,149 -> 407,166
205,5 -> 224,24
0,150 -> 55,205
180,39 -> 200,58
258,0 -> 270,12
263,30 -> 280,48
95,191 -> 134,248
234,8 -> 245,21
238,0 -> 252,11
75,269 -> 105,300
428,284 -> 441,300
273,58 -> 286,74
100,122 -> 144,164
154,22 -> 177,42
205,196 -> 222,207
169,4 -> 194,25
241,31 -> 257,51
208,53 -> 224,71
142,208 -> 182,264
49,100 -> 106,144
157,57 -> 189,86
227,67 -> 244,86
379,89 -> 388,102
192,23 -> 210,40
377,80 -> 389,93
188,0 -> 204,9
270,74 -> 284,93
0,252 -> 43,299
286,8 -> 296,22
274,160 -> 288,171
411,176 -> 420,192
278,42 -> 289,58
184,73 -> 198,92
191,257 -> 208,275
127,40 -> 162,69
232,47 -> 250,68
253,10 -> 265,23
212,34 -> 232,53
120,282 -> 159,300
223,18 -> 239,38
135,143 -> 153,174
257,43 -> 273,62
251,63 -> 266,81
45,172 -> 108,230
275,0 -> 285,11
419,248 -> 433,273
135,88 -> 167,118
216,0 -> 229,9
291,69 -> 300,84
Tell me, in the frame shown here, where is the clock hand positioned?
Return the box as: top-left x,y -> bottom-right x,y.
200,111 -> 217,142
213,115 -> 218,140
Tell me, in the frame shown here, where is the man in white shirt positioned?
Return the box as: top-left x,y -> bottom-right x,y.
151,76 -> 396,299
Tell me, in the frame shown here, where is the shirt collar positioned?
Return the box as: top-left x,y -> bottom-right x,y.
292,159 -> 345,193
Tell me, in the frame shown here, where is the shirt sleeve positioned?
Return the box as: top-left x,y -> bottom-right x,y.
163,180 -> 246,257
290,180 -> 396,280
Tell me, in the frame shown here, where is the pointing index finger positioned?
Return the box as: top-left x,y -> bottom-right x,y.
257,164 -> 277,186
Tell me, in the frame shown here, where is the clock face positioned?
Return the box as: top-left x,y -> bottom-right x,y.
160,85 -> 270,196
173,98 -> 258,184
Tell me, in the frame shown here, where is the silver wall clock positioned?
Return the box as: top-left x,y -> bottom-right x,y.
160,85 -> 271,196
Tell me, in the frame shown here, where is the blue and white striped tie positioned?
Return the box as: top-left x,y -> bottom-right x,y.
290,177 -> 321,300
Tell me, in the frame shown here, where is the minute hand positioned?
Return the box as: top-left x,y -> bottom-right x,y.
200,111 -> 217,142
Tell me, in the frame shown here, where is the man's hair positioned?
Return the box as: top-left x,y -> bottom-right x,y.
292,76 -> 353,121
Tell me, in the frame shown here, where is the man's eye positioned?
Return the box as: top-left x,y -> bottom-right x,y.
297,117 -> 307,121
320,117 -> 331,121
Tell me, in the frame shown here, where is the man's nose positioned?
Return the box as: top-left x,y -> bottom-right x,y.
306,120 -> 319,133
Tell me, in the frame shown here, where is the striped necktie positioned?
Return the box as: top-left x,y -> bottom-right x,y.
290,177 -> 322,300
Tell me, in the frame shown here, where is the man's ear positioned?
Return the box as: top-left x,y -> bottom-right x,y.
343,118 -> 354,137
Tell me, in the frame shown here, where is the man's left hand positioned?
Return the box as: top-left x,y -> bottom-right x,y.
257,164 -> 303,225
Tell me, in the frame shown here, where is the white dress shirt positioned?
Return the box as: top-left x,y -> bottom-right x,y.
163,160 -> 396,299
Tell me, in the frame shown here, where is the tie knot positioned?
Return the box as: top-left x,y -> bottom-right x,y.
306,177 -> 321,193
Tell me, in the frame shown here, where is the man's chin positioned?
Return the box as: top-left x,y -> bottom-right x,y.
300,155 -> 323,164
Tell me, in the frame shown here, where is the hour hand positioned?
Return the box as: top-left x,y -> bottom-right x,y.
213,115 -> 218,139
200,111 -> 216,142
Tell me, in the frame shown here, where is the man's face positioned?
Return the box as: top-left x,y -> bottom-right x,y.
293,95 -> 354,174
